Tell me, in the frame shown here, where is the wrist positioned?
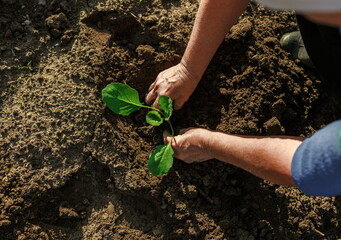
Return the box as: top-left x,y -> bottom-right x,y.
202,130 -> 217,159
179,59 -> 203,83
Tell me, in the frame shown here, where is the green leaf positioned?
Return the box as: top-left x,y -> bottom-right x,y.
146,111 -> 163,126
102,83 -> 143,116
148,143 -> 174,176
159,95 -> 173,120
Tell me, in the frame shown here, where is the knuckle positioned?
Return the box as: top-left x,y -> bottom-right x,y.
153,84 -> 160,91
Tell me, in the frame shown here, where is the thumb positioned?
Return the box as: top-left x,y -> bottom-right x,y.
163,130 -> 172,144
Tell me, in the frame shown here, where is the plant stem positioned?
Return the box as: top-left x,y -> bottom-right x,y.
167,120 -> 174,137
142,105 -> 174,138
143,105 -> 161,112
166,119 -> 175,146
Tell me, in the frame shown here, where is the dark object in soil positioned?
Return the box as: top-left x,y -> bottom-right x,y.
280,31 -> 314,69
81,10 -> 141,40
263,117 -> 285,135
45,12 -> 69,38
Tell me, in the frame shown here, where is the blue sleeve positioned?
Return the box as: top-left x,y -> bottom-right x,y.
291,119 -> 341,197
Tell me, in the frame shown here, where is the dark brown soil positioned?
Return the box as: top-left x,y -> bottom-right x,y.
1,0 -> 340,239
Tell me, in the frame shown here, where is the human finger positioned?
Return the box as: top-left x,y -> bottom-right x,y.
148,80 -> 157,91
163,130 -> 172,144
152,96 -> 160,108
145,90 -> 157,105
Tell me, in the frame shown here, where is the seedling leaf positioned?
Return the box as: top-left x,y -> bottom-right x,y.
146,110 -> 163,126
159,95 -> 173,120
101,83 -> 175,176
148,143 -> 174,176
102,83 -> 143,115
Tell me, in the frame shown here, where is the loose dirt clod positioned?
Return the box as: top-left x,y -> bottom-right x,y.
0,0 -> 340,239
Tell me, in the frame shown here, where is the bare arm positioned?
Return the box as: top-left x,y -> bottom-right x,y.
207,131 -> 303,186
146,0 -> 250,109
164,128 -> 303,186
182,0 -> 250,78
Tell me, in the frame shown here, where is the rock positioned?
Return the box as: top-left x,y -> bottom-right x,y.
59,206 -> 80,219
135,45 -> 156,60
0,219 -> 11,226
39,232 -> 49,240
305,80 -> 312,86
61,29 -> 76,45
18,234 -> 27,240
102,213 -> 109,220
263,117 -> 285,135
246,121 -> 259,135
184,185 -> 198,199
45,13 -> 68,30
263,37 -> 277,47
50,28 -> 62,38
271,99 -> 287,119
229,19 -> 252,40
107,203 -> 115,214
188,226 -> 199,236
23,20 -> 32,25
174,202 -> 189,220
8,205 -> 21,213
219,88 -> 228,96
144,15 -> 158,26
4,29 -> 12,38
81,11 -> 140,40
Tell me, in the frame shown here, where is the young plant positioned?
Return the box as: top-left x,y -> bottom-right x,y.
101,83 -> 175,176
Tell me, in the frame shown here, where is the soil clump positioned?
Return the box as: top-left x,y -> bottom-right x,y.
0,0 -> 340,239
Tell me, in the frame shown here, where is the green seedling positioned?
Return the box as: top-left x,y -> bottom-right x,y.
102,83 -> 175,176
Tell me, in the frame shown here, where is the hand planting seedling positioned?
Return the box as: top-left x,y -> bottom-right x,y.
102,83 -> 175,176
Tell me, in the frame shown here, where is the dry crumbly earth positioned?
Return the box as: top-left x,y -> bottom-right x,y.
0,0 -> 340,239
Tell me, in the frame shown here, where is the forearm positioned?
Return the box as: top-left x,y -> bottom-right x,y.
207,132 -> 303,186
182,0 -> 250,79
